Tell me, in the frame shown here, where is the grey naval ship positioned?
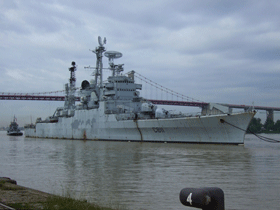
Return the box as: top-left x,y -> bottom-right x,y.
25,36 -> 255,144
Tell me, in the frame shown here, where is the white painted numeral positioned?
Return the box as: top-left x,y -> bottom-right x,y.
186,193 -> 192,205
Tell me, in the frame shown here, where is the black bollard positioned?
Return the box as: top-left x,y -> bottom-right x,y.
179,187 -> 224,210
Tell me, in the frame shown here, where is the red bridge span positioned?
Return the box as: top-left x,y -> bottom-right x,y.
0,94 -> 208,107
1,93 -> 279,121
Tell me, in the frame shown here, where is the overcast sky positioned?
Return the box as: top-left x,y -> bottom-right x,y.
1,0 -> 280,127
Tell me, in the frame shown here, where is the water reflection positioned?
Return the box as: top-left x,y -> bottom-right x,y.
52,141 -> 255,209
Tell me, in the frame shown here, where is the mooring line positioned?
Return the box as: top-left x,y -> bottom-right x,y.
0,202 -> 16,210
220,119 -> 280,143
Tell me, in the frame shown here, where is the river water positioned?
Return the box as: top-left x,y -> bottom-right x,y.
0,131 -> 279,210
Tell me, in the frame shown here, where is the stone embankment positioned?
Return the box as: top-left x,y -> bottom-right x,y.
0,177 -> 50,210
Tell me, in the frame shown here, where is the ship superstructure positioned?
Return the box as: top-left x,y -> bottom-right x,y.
25,37 -> 255,144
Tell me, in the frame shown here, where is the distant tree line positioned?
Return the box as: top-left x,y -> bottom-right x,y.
247,117 -> 280,133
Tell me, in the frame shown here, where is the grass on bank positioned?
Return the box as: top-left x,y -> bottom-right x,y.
1,179 -> 126,210
42,195 -> 117,210
1,182 -> 124,210
7,195 -> 123,210
41,186 -> 127,210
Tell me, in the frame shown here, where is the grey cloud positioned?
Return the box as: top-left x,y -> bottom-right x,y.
0,0 -> 280,126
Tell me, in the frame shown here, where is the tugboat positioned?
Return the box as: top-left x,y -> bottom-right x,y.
7,116 -> 23,136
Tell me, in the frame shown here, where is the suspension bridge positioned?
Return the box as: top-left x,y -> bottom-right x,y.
0,72 -> 279,121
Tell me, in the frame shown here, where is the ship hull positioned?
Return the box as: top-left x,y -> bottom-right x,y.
25,108 -> 255,144
7,132 -> 23,136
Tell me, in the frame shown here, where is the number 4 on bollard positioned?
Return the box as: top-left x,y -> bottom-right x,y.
186,192 -> 193,205
179,187 -> 225,210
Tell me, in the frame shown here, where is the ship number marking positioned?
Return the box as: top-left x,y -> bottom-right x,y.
187,193 -> 192,205
152,127 -> 165,133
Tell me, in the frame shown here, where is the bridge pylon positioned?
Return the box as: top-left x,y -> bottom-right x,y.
266,110 -> 274,122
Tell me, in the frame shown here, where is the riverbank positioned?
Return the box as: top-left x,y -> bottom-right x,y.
0,177 -> 116,210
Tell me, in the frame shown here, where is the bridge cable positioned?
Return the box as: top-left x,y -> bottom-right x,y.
220,119 -> 280,143
133,72 -> 204,103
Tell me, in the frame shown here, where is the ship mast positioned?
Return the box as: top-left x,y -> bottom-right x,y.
68,61 -> 76,109
91,36 -> 106,99
64,61 -> 77,109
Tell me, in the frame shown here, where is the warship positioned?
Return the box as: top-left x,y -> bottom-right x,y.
24,37 -> 255,144
7,116 -> 23,136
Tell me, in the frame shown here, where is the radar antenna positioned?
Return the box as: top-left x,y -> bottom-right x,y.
104,51 -> 123,76
98,36 -> 106,47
